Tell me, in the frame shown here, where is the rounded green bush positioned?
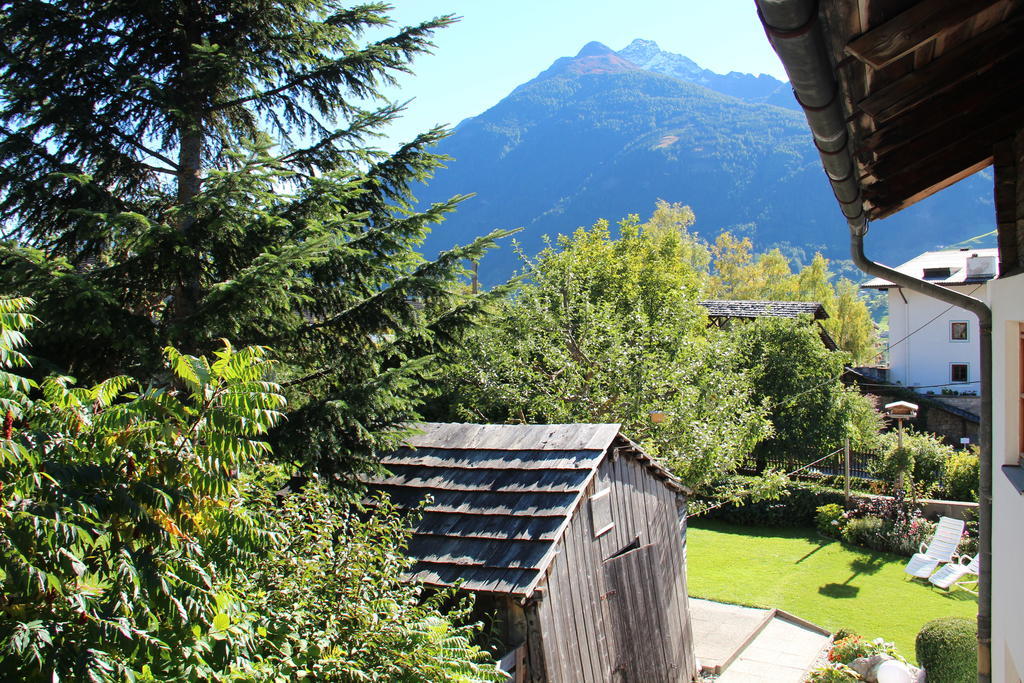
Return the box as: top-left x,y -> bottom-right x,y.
916,617 -> 976,683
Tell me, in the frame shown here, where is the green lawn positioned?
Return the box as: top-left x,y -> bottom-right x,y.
686,520 -> 977,659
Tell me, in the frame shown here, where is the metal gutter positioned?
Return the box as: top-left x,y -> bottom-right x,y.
756,1 -> 993,678
756,0 -> 866,232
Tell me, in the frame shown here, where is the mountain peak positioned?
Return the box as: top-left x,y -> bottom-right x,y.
576,41 -> 615,58
622,38 -> 662,56
619,40 -> 704,81
530,42 -> 640,82
616,39 -> 796,109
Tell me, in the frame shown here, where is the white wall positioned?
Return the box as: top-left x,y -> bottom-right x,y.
988,273 -> 1024,683
887,284 -> 985,393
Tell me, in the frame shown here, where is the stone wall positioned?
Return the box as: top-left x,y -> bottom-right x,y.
864,390 -> 979,447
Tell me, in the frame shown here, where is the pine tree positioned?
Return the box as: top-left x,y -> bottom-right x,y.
0,1 -> 508,473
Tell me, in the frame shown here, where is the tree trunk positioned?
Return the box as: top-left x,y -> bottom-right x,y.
169,7 -> 204,338
173,125 -> 203,326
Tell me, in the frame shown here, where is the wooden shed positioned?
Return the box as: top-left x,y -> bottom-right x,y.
365,422 -> 697,682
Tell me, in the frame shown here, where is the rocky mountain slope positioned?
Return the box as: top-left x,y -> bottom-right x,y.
416,41 -> 994,285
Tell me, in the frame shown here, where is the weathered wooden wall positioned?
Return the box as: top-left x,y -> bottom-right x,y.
529,443 -> 695,682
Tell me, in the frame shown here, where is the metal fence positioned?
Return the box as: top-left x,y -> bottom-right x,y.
737,449 -> 879,480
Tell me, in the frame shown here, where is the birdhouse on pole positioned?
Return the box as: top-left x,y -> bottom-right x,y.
884,401 -> 919,420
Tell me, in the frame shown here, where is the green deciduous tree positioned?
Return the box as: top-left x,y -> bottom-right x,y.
730,316 -> 879,463
431,217 -> 770,489
0,0 -> 507,475
705,233 -> 880,364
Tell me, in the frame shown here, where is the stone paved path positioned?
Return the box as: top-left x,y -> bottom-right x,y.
716,616 -> 831,682
690,598 -> 831,682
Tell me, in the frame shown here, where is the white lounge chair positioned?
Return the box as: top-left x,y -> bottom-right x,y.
904,516 -> 965,579
929,554 -> 979,593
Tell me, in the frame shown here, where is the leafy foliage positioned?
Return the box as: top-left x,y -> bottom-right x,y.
807,661 -> 859,681
701,477 -> 847,527
812,634 -> 907,681
729,316 -> 877,461
840,490 -> 934,557
827,635 -> 900,664
431,216 -> 770,489
871,429 -> 956,498
941,449 -> 980,503
0,0 -> 509,476
0,297 -> 284,679
706,233 -> 880,363
239,481 -> 500,681
815,503 -> 846,538
0,299 -> 499,680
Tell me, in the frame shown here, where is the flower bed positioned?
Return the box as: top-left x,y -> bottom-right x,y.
814,487 -> 975,558
809,635 -> 920,681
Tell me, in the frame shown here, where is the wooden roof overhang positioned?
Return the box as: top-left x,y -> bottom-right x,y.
823,0 -> 1021,218
756,0 -> 1024,269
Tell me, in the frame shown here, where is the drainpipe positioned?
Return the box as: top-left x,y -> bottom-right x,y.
757,0 -> 993,678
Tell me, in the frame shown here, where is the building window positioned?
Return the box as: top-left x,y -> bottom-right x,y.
950,321 -> 969,342
950,363 -> 969,383
590,487 -> 613,538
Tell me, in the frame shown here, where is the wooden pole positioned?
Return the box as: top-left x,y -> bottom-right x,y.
844,437 -> 851,503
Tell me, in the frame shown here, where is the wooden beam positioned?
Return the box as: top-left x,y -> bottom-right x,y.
854,54 -> 1024,160
863,102 -> 1024,183
846,0 -> 1004,69
866,156 -> 993,220
993,139 -> 1020,276
857,15 -> 1024,124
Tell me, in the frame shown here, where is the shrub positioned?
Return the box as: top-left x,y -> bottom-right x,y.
816,503 -> 847,538
704,477 -> 846,527
807,662 -> 859,681
873,430 -> 954,493
872,444 -> 915,492
957,507 -> 979,557
840,489 -> 933,556
833,628 -> 858,642
916,617 -> 977,683
942,450 -> 980,502
827,634 -> 904,665
242,482 -> 501,680
842,516 -> 884,547
828,635 -> 873,663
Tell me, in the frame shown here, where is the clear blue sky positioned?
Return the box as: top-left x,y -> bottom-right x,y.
375,0 -> 788,147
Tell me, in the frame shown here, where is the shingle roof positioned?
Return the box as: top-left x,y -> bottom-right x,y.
698,300 -> 829,320
861,248 -> 999,289
363,422 -> 684,598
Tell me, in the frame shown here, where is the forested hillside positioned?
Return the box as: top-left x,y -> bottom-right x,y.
417,41 -> 994,285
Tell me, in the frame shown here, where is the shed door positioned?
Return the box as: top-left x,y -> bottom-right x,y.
603,543 -> 683,682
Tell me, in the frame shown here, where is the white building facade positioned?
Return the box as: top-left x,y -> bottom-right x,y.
989,271 -> 1024,682
864,249 -> 998,394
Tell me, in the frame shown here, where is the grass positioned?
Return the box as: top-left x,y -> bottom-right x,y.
686,520 -> 977,659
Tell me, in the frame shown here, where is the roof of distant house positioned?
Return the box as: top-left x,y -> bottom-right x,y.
862,248 -> 999,289
362,422 -> 685,598
698,299 -> 829,320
